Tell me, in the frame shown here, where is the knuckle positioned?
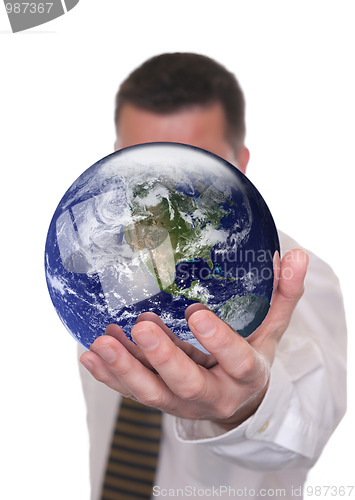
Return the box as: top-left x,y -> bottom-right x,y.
183,378 -> 207,401
234,353 -> 258,380
153,344 -> 175,369
210,330 -> 235,355
95,368 -> 113,385
114,360 -> 131,378
140,390 -> 162,408
215,401 -> 236,420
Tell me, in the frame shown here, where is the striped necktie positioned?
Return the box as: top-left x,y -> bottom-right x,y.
101,397 -> 162,500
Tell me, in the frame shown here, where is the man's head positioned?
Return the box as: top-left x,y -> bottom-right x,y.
114,53 -> 249,172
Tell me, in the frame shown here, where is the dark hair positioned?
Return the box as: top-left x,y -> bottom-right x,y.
115,53 -> 246,151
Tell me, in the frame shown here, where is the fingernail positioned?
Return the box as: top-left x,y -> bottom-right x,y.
93,344 -> 116,363
132,327 -> 159,350
190,311 -> 216,337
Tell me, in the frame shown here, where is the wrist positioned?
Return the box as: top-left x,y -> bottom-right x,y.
212,379 -> 269,431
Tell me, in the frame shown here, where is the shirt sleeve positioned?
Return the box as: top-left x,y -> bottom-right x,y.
175,243 -> 347,471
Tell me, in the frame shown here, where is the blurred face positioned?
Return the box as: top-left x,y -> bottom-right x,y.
115,103 -> 249,174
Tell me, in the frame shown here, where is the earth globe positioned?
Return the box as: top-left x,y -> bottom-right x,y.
45,143 -> 280,351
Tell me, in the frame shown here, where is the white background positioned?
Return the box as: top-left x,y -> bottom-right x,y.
0,1 -> 354,499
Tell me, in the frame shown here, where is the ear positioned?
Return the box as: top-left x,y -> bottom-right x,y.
237,146 -> 250,175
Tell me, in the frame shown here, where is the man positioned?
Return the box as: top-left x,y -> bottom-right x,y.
79,53 -> 347,499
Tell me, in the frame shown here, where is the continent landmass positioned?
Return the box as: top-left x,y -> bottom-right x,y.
125,178 -> 235,271
123,179 -> 269,335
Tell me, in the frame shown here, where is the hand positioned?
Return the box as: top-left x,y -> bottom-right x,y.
80,249 -> 308,429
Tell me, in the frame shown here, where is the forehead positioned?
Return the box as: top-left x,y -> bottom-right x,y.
116,103 -> 235,162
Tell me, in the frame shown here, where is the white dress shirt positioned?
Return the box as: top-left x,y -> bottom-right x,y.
78,231 -> 347,500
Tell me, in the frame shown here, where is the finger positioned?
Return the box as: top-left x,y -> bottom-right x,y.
187,309 -> 265,383
89,334 -> 175,409
185,303 -> 210,321
105,323 -> 155,371
80,349 -> 132,397
250,249 -> 308,354
131,320 -> 212,401
136,311 -> 217,368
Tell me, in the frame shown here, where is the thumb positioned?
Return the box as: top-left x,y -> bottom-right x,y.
250,249 -> 309,356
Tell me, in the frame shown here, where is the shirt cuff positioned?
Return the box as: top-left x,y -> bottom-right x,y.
176,356 -> 296,446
